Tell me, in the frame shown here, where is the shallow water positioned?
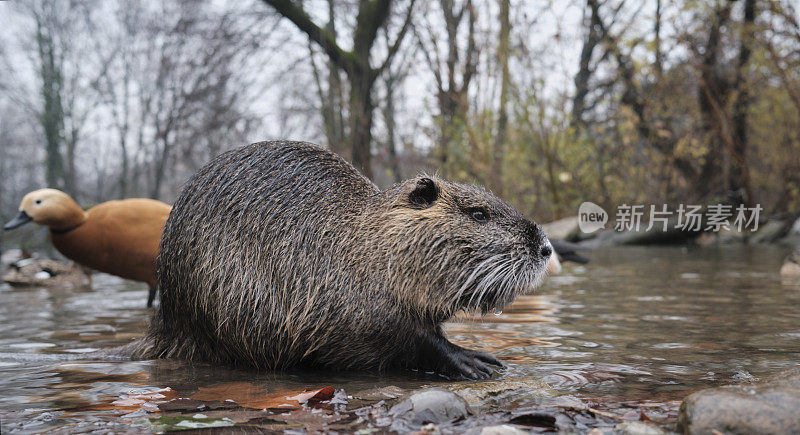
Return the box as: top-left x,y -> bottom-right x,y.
0,246 -> 798,433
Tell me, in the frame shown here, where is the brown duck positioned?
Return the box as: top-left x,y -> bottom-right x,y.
3,188 -> 171,306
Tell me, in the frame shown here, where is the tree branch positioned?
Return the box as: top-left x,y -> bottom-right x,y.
376,0 -> 417,75
262,0 -> 356,74
354,0 -> 392,58
414,23 -> 444,90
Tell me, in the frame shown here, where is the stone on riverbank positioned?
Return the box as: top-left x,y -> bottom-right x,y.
612,421 -> 671,435
608,217 -> 702,246
677,366 -> 800,434
387,389 -> 472,433
478,424 -> 528,435
541,216 -> 581,241
2,258 -> 89,288
443,378 -> 563,410
781,249 -> 800,279
749,220 -> 789,244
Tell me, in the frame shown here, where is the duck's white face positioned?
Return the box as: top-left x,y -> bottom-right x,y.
4,188 -> 80,230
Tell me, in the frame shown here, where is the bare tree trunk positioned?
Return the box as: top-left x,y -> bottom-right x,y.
325,0 -> 346,155
729,0 -> 757,205
588,0 -> 698,186
35,14 -> 67,191
492,0 -> 510,195
418,0 -> 477,178
308,0 -> 347,156
571,0 -> 601,129
349,69 -> 375,178
64,126 -> 78,195
383,65 -> 407,183
654,0 -> 663,77
382,72 -> 403,183
150,132 -> 171,201
117,51 -> 132,197
695,2 -> 732,197
263,0 -> 415,180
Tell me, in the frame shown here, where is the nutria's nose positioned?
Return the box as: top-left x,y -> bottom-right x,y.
525,221 -> 550,258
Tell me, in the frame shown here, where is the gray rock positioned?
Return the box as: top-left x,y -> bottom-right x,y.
0,248 -> 24,266
479,424 -> 529,435
694,232 -> 718,246
612,421 -> 671,435
781,249 -> 800,279
716,227 -> 747,244
697,228 -> 749,245
776,233 -> 800,248
2,258 -> 89,288
347,385 -> 406,411
541,216 -> 581,241
780,217 -> 800,250
678,366 -> 800,434
444,378 -> 558,410
388,389 -> 472,433
608,218 -> 701,246
749,220 -> 788,244
352,385 -> 405,401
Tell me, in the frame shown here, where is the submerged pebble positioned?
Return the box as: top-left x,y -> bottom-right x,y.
387,389 -> 472,432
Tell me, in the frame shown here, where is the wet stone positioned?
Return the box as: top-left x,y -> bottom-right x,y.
387,388 -> 472,433
443,378 -> 556,409
749,220 -> 788,244
678,366 -> 800,434
353,385 -> 405,401
478,424 -> 529,435
348,384 -> 406,410
611,421 -> 671,435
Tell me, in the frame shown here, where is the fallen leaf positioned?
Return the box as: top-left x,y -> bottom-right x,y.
287,386 -> 336,404
191,381 -> 336,410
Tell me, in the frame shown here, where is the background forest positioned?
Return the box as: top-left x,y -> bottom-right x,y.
1,0 -> 798,246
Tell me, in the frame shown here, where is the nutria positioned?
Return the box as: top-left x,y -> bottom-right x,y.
129,141 -> 552,379
4,189 -> 171,307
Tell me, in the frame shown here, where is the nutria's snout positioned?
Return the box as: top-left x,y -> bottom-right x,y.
457,222 -> 552,315
525,221 -> 552,262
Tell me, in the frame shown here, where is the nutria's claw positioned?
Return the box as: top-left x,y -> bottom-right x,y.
464,348 -> 504,368
441,346 -> 503,380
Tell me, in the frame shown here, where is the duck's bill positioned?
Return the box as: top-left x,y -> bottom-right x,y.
3,210 -> 32,231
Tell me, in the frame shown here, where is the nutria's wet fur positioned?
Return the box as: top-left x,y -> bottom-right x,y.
129,141 -> 552,379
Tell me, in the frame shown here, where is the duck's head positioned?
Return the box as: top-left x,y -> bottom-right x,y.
4,188 -> 86,232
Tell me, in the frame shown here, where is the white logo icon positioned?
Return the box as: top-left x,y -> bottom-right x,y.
578,202 -> 607,233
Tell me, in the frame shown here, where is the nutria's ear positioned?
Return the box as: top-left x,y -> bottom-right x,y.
409,177 -> 439,207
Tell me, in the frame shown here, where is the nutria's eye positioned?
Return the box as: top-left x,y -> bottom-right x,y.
35,200 -> 42,205
470,209 -> 489,223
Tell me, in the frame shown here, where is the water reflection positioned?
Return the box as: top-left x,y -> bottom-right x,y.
1,246 -> 798,432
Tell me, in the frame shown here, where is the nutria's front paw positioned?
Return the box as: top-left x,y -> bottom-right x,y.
462,348 -> 504,368
439,347 -> 504,380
